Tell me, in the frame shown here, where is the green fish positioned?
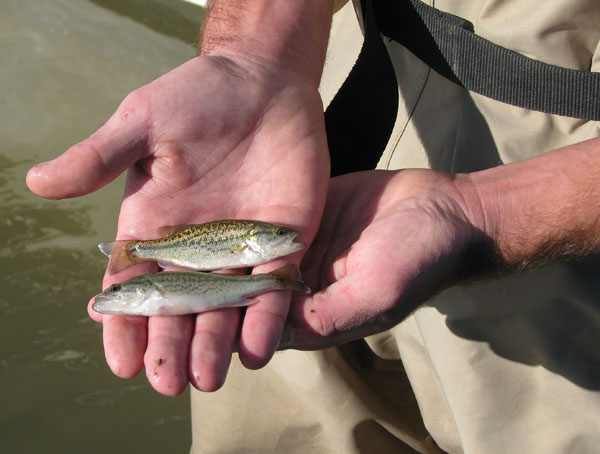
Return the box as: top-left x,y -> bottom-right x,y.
93,265 -> 310,316
98,220 -> 305,274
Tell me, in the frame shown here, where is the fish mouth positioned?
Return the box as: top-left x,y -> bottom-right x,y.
278,231 -> 304,253
287,236 -> 306,253
92,294 -> 120,315
289,231 -> 303,244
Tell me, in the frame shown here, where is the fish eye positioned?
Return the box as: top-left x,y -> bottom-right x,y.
276,228 -> 287,236
109,284 -> 121,292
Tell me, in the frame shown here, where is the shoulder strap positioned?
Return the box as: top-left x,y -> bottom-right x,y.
325,0 -> 398,177
375,0 -> 600,121
325,0 -> 600,177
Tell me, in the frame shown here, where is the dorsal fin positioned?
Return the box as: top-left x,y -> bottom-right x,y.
156,224 -> 194,238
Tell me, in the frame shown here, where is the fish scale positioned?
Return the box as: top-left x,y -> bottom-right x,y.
98,220 -> 305,274
93,265 -> 311,316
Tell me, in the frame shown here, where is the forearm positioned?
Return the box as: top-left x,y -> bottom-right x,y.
459,137 -> 600,273
198,0 -> 334,85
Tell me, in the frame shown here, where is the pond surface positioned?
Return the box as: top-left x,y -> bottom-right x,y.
0,1 -> 203,452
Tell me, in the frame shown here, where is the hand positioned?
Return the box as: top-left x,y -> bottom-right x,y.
283,169 -> 480,349
26,55 -> 330,394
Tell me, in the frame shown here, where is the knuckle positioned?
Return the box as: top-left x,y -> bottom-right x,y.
116,89 -> 151,124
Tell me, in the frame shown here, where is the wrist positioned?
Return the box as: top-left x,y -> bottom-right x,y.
454,137 -> 600,277
198,0 -> 333,86
454,173 -> 510,281
449,173 -> 507,280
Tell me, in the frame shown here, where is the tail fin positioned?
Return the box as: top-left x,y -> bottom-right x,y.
270,265 -> 311,294
97,240 -> 140,274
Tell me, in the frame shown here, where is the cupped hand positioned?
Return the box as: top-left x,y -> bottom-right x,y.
283,169 -> 482,350
26,55 -> 330,394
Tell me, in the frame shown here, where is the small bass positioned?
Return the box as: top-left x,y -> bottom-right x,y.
98,220 -> 305,274
93,265 -> 310,316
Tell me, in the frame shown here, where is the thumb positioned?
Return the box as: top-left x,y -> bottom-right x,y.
281,278 -> 378,350
26,94 -> 150,200
281,268 -> 412,351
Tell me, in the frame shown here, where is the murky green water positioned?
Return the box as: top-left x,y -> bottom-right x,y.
1,1 -> 203,452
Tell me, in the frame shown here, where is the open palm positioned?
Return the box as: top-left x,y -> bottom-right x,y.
285,170 -> 478,350
27,55 -> 330,394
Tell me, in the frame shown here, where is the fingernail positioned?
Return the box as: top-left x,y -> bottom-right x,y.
33,160 -> 51,169
27,162 -> 50,179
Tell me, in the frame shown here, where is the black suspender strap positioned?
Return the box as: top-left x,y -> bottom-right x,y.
325,0 -> 600,177
325,0 -> 398,177
374,0 -> 600,121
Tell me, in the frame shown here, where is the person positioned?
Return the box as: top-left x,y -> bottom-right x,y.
26,0 -> 600,452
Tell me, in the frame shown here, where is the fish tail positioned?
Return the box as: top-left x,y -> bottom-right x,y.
97,240 -> 140,274
270,265 -> 311,294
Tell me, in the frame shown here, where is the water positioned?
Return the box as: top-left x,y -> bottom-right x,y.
0,1 -> 203,452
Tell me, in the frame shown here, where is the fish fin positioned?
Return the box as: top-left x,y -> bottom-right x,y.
156,224 -> 194,238
97,241 -> 117,257
220,298 -> 256,308
157,260 -> 197,271
151,285 -> 167,298
270,265 -> 311,294
97,240 -> 139,274
157,260 -> 171,269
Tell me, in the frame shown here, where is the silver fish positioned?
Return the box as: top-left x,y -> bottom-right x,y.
92,265 -> 310,316
98,220 -> 305,275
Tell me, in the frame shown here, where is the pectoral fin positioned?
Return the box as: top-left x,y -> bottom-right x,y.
157,260 -> 197,271
139,283 -> 166,300
220,298 -> 257,309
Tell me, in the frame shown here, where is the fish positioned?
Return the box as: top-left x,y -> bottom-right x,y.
98,220 -> 305,275
92,265 -> 310,316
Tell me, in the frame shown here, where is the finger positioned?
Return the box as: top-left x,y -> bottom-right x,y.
25,92 -> 150,200
188,268 -> 245,392
189,308 -> 240,392
102,314 -> 148,378
88,297 -> 103,323
238,259 -> 295,370
99,261 -> 157,378
144,315 -> 194,396
284,269 -> 402,350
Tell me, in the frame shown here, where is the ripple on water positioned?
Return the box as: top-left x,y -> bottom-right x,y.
75,384 -> 148,407
0,245 -> 105,373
